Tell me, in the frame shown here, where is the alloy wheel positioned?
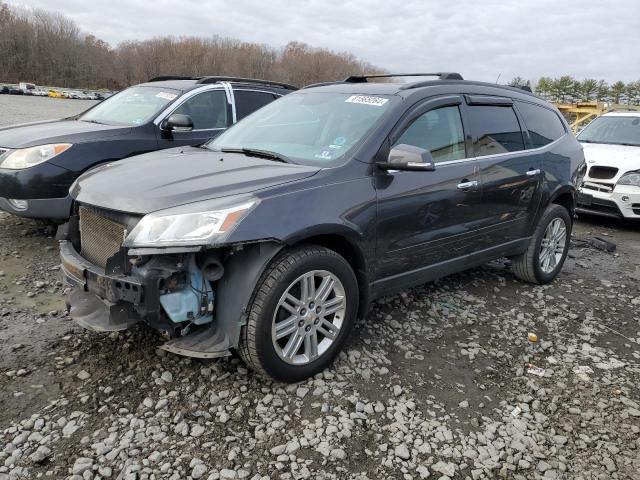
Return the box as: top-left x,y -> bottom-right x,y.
539,218 -> 567,274
271,270 -> 346,365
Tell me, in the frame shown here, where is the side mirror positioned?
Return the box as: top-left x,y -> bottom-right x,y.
377,144 -> 436,172
162,114 -> 194,132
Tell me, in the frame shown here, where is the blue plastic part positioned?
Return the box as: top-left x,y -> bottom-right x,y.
159,256 -> 214,325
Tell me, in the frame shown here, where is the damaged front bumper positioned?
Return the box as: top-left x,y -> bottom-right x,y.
60,240 -> 232,359
59,233 -> 284,359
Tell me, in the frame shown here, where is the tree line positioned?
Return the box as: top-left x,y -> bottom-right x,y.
509,76 -> 640,105
0,1 -> 379,89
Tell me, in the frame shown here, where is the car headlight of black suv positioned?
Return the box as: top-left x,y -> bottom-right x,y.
0,143 -> 72,169
123,197 -> 259,248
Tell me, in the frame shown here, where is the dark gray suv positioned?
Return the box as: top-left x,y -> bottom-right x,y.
59,73 -> 585,382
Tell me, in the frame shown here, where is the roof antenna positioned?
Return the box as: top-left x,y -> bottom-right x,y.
495,73 -> 502,84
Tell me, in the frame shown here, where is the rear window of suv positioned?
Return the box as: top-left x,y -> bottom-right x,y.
468,105 -> 525,156
516,101 -> 566,148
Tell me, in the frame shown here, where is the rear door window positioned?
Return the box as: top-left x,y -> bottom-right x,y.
516,101 -> 566,148
393,105 -> 466,163
172,89 -> 228,130
468,105 -> 525,156
234,90 -> 278,120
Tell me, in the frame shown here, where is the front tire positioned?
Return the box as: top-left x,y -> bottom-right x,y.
239,245 -> 358,382
511,204 -> 572,284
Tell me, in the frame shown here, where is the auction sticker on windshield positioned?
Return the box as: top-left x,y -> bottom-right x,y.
345,95 -> 389,107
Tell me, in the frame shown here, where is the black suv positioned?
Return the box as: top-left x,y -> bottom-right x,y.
59,73 -> 585,382
0,76 -> 296,220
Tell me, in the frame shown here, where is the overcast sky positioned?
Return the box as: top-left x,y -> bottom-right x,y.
9,0 -> 640,83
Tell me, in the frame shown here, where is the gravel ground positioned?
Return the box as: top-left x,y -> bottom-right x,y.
1,97 -> 639,480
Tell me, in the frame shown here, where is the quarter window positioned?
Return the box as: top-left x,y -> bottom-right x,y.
468,106 -> 525,156
393,106 -> 466,163
172,90 -> 228,130
234,90 -> 278,120
516,102 -> 566,148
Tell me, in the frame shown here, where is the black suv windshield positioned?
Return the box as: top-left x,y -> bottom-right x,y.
206,92 -> 395,166
80,86 -> 180,126
577,115 -> 640,147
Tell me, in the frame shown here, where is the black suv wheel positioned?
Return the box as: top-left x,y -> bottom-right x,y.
511,204 -> 572,284
239,245 -> 358,382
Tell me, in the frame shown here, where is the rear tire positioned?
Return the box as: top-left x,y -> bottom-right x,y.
238,245 -> 358,383
511,204 -> 572,284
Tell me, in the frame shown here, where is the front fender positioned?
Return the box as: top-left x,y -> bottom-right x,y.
282,222 -> 365,246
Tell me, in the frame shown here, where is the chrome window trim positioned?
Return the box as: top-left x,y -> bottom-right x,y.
153,84 -> 229,128
435,134 -> 567,167
222,82 -> 237,123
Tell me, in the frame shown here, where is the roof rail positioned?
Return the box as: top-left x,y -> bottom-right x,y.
148,75 -> 196,82
344,72 -> 463,83
196,76 -> 298,90
147,75 -> 298,90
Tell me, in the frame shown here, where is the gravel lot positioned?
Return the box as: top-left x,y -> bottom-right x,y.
1,97 -> 639,480
0,95 -> 97,127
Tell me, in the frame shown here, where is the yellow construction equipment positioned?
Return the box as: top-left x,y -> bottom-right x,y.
554,102 -> 640,133
554,102 -> 605,133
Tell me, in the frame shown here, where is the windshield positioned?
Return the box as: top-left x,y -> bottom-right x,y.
577,115 -> 640,147
79,86 -> 180,126
206,92 -> 395,166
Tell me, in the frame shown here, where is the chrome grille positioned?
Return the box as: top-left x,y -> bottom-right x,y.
79,207 -> 126,268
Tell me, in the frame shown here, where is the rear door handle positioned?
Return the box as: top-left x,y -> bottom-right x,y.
457,180 -> 478,190
526,169 -> 541,176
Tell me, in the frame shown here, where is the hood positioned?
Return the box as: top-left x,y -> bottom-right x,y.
0,119 -> 131,149
72,147 -> 321,214
581,142 -> 640,172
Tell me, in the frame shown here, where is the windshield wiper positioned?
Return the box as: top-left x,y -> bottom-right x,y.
221,147 -> 293,164
80,119 -> 104,125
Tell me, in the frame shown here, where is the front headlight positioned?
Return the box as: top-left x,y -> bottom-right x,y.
617,171 -> 640,187
123,199 -> 258,248
0,144 -> 72,169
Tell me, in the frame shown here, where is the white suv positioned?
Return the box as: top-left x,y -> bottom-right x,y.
576,111 -> 640,220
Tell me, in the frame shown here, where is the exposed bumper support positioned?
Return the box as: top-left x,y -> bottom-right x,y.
67,288 -> 140,332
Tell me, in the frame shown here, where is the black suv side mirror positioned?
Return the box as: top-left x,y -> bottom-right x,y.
162,114 -> 194,132
378,144 -> 436,172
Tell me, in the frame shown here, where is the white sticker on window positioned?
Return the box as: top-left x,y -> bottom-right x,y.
156,92 -> 178,101
345,95 -> 388,107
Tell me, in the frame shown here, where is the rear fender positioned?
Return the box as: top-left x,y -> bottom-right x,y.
529,184 -> 576,235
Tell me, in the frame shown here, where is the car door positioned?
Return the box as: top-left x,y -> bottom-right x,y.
464,96 -> 543,245
157,87 -> 230,148
375,95 -> 483,286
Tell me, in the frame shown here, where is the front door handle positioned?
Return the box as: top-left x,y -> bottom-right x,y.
526,169 -> 541,176
457,180 -> 479,190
